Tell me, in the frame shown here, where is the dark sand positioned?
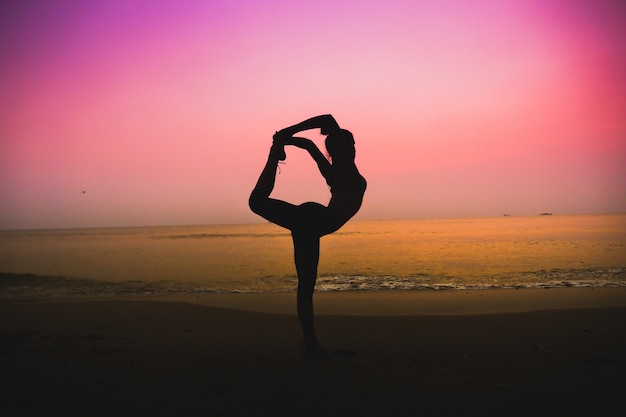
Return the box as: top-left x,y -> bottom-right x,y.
2,288 -> 625,416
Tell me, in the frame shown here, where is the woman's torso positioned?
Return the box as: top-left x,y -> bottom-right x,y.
328,169 -> 367,227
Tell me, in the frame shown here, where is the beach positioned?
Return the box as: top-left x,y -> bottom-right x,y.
2,288 -> 625,416
2,216 -> 625,415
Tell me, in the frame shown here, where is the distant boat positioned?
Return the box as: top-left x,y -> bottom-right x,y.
503,214 -> 511,217
540,212 -> 553,216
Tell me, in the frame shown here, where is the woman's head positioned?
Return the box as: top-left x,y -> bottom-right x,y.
325,129 -> 355,161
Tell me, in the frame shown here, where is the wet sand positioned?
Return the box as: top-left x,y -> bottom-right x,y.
2,288 -> 625,416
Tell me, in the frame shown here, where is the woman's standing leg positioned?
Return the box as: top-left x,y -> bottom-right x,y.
292,232 -> 328,357
250,143 -> 329,357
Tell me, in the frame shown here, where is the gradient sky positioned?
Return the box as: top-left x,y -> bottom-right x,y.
1,0 -> 625,229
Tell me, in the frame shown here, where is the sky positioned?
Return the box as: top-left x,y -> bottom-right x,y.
1,0 -> 625,229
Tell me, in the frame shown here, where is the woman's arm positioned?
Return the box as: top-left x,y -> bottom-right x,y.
288,137 -> 334,185
278,115 -> 340,137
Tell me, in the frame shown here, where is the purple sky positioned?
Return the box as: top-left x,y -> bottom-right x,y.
1,0 -> 625,229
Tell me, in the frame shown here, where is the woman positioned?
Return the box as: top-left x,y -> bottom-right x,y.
249,114 -> 366,358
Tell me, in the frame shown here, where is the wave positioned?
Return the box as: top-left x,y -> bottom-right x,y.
316,267 -> 626,291
1,267 -> 625,298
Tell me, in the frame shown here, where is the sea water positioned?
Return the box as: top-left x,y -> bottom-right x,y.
1,215 -> 625,297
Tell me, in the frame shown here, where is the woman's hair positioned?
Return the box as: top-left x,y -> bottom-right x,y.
325,129 -> 355,160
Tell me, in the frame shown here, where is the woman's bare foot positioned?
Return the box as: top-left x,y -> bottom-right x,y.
303,343 -> 330,359
271,132 -> 287,161
270,142 -> 286,161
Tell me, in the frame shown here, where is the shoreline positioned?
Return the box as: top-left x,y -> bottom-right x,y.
3,287 -> 625,315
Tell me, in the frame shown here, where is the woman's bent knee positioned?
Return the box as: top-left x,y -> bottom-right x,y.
248,192 -> 264,215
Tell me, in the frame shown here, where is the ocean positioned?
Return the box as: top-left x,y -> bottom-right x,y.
1,215 -> 625,298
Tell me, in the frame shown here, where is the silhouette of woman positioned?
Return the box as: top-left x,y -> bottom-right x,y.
249,114 -> 366,358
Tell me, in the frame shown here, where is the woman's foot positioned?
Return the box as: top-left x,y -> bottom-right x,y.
302,343 -> 330,359
271,131 -> 287,161
270,142 -> 286,161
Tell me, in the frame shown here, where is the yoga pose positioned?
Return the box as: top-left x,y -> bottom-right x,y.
249,115 -> 366,358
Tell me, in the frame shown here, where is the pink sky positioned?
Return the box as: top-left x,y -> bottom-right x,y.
1,0 -> 625,229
